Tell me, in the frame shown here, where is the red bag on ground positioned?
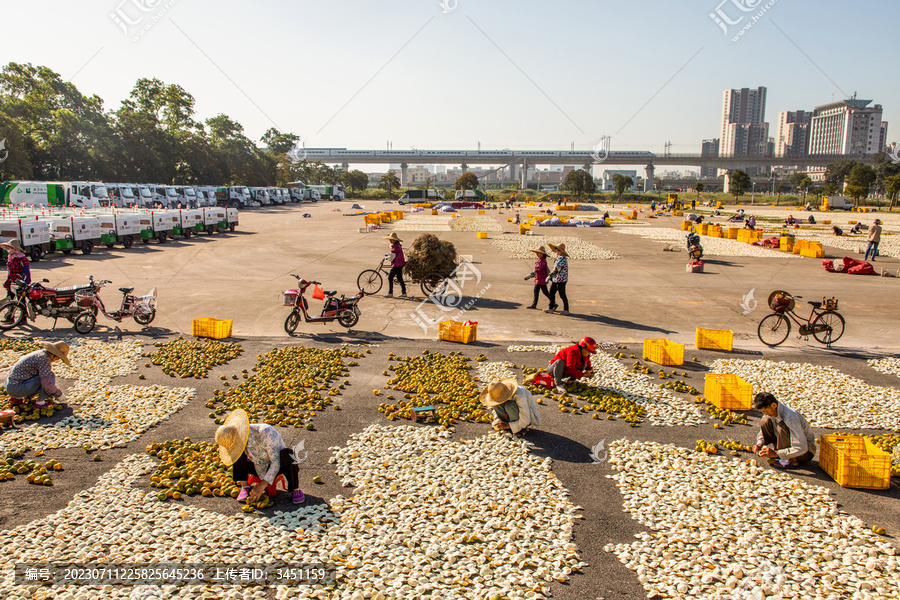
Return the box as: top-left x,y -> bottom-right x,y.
847,263 -> 875,275
823,260 -> 835,272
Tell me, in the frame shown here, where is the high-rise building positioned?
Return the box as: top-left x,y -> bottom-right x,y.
720,86 -> 768,156
809,96 -> 885,155
776,110 -> 812,156
880,122 -> 889,153
700,139 -> 719,178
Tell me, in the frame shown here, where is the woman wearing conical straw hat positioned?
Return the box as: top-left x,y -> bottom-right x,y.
383,233 -> 407,299
5,341 -> 69,409
479,378 -> 541,436
215,409 -> 305,505
525,246 -> 552,310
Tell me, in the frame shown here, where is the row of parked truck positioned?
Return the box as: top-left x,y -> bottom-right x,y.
0,181 -> 347,209
0,206 -> 240,262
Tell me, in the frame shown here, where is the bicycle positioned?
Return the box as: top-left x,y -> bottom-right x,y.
356,254 -> 447,297
757,291 -> 845,347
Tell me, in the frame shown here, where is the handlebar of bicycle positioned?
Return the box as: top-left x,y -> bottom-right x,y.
290,274 -> 321,286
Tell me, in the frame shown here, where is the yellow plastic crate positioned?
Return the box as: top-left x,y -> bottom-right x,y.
642,339 -> 684,366
695,328 -> 733,351
820,435 -> 891,490
193,318 -> 233,339
801,248 -> 825,258
432,209 -> 439,215
380,214 -> 392,223
727,228 -> 739,239
518,224 -> 530,235
478,210 -> 485,215
438,320 -> 477,344
507,217 -> 513,222
681,220 -> 692,231
476,232 -> 487,239
709,226 -> 722,238
704,374 -> 752,410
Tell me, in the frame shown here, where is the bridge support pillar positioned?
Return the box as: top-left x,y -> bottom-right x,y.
341,163 -> 349,173
722,172 -> 731,194
461,163 -> 468,173
400,163 -> 408,187
521,158 -> 527,188
644,164 -> 655,192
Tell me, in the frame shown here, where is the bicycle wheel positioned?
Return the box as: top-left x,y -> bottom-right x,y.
357,270 -> 383,295
74,312 -> 96,334
0,302 -> 26,331
812,311 -> 845,345
758,313 -> 791,347
420,272 -> 449,297
284,311 -> 301,335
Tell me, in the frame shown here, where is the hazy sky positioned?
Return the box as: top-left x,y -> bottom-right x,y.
3,0 -> 898,159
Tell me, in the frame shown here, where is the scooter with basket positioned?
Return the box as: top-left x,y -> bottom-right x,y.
283,275 -> 364,334
71,276 -> 158,333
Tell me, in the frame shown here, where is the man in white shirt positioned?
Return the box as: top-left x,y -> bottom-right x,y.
751,392 -> 816,469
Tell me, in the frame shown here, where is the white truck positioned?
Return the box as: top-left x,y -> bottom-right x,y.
149,185 -> 178,208
308,184 -> 345,201
824,196 -> 854,211
0,218 -> 53,261
195,187 -> 217,207
201,207 -> 227,234
266,188 -> 280,205
43,215 -> 102,254
175,209 -> 204,238
215,186 -> 249,208
95,212 -> 145,249
106,183 -> 142,208
248,187 -> 269,206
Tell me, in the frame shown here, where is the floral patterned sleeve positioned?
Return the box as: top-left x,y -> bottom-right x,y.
246,424 -> 286,484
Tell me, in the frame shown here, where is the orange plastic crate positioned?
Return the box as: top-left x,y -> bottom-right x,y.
819,435 -> 891,490
695,328 -> 733,351
642,339 -> 684,366
704,374 -> 752,410
192,318 -> 233,339
438,321 -> 477,344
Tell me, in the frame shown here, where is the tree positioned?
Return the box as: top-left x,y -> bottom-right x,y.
774,182 -> 788,205
379,171 -> 400,195
694,181 -> 704,200
844,184 -> 868,205
885,174 -> 900,211
455,172 -> 479,191
609,173 -> 631,201
566,169 -> 597,200
824,160 -> 857,187
847,163 -> 877,206
260,128 -> 300,156
341,169 -> 369,194
729,170 -> 751,199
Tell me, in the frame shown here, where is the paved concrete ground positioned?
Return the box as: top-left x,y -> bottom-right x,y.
2,200 -> 899,599
17,200 -> 899,350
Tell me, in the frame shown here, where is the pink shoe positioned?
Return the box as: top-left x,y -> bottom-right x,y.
237,487 -> 250,501
292,489 -> 305,504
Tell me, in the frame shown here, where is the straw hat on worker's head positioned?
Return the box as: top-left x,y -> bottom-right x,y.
530,246 -> 549,257
479,379 -> 518,407
215,409 -> 250,466
548,242 -> 569,257
385,233 -> 402,243
41,341 -> 70,366
0,239 -> 25,254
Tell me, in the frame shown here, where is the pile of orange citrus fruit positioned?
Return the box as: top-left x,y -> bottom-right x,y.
377,350 -> 491,427
146,437 -> 239,500
148,338 -> 243,378
207,346 -> 364,428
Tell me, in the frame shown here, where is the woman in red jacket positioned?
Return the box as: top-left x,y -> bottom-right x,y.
548,337 -> 596,394
526,246 -> 552,309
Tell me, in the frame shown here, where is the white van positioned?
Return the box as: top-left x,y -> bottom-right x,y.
66,182 -> 107,208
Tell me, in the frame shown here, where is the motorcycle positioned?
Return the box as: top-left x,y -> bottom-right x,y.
0,278 -> 96,332
686,232 -> 704,261
71,276 -> 157,334
283,275 -> 364,335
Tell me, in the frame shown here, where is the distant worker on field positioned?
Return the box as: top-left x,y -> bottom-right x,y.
850,223 -> 862,234
548,337 -> 596,394
751,392 -> 816,469
383,233 -> 406,299
807,215 -> 816,224
525,246 -> 552,310
832,225 -> 843,236
865,219 -> 882,261
545,243 -> 569,315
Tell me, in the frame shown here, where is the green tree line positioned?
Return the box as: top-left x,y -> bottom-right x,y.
0,62 -> 363,189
